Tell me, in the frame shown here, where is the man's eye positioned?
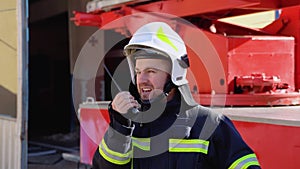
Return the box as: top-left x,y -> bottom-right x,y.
147,70 -> 156,73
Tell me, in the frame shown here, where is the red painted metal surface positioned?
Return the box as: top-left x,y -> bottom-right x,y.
71,1 -> 300,28
232,120 -> 300,169
71,11 -> 102,27
72,7 -> 132,29
79,106 -> 110,164
71,0 -> 277,29
193,93 -> 300,106
226,36 -> 295,92
185,31 -> 300,106
133,0 -> 260,18
262,6 -> 300,90
186,32 -> 296,94
71,0 -> 261,27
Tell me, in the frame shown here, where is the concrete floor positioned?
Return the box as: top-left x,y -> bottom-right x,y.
27,130 -> 92,169
28,151 -> 92,169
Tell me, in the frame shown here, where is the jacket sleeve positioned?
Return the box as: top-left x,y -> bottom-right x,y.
210,116 -> 261,169
92,102 -> 134,169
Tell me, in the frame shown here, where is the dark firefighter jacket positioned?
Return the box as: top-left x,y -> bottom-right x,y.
92,92 -> 261,169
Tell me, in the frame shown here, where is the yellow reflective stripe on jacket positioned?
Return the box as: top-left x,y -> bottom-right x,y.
169,139 -> 209,154
229,153 -> 260,169
132,137 -> 150,151
99,139 -> 131,165
156,27 -> 178,51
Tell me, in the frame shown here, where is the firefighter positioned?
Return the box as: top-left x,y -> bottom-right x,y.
92,22 -> 261,169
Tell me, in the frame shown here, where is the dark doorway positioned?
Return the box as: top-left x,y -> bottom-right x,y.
28,12 -> 73,139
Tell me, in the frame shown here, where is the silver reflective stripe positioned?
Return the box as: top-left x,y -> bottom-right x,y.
229,153 -> 260,169
169,139 -> 209,154
99,140 -> 131,165
169,142 -> 208,150
132,137 -> 150,151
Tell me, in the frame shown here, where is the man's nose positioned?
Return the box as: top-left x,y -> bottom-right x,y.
137,72 -> 148,83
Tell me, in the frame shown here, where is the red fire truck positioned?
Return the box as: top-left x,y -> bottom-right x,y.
72,1 -> 300,168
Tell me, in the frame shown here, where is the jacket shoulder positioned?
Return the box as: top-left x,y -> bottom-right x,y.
187,105 -> 224,140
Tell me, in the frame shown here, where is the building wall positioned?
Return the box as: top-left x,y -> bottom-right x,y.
0,0 -> 17,117
0,118 -> 19,169
0,0 -> 23,169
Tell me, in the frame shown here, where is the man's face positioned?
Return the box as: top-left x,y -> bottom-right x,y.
135,59 -> 170,101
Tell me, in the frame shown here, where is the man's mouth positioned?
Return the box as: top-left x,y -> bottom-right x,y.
142,88 -> 152,92
139,87 -> 166,103
141,87 -> 152,95
139,86 -> 153,98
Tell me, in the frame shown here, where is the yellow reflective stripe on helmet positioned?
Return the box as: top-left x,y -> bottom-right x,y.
169,139 -> 209,154
99,139 -> 131,165
132,137 -> 150,151
229,153 -> 260,169
156,26 -> 178,51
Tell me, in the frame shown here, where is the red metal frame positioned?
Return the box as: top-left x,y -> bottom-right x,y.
262,6 -> 300,89
133,0 -> 260,17
185,29 -> 300,106
72,7 -> 132,29
71,0 -> 262,28
233,121 -> 300,169
193,93 -> 300,106
71,2 -> 300,106
71,0 -> 300,28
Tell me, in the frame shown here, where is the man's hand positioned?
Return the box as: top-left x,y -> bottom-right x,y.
111,91 -> 140,114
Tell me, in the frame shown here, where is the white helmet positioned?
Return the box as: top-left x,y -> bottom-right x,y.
124,22 -> 189,86
124,22 -> 197,106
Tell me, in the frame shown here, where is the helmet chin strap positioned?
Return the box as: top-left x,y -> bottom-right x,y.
163,79 -> 176,95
